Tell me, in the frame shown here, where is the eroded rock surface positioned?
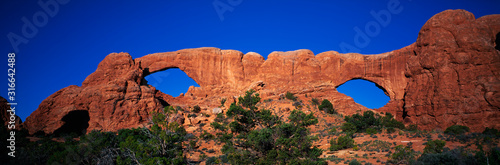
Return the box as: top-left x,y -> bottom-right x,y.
24,10 -> 500,134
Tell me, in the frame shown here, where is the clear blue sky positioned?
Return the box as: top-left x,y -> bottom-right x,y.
1,0 -> 498,121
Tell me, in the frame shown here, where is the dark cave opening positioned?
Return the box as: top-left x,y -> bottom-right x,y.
53,110 -> 90,136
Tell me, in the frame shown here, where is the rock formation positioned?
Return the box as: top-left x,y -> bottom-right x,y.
23,10 -> 500,135
0,96 -> 22,129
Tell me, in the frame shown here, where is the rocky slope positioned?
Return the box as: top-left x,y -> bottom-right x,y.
23,9 -> 499,135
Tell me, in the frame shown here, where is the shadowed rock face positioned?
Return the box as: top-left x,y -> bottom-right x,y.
1,96 -> 22,129
24,10 -> 500,134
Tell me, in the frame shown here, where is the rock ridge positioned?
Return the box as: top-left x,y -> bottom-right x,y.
23,10 -> 500,134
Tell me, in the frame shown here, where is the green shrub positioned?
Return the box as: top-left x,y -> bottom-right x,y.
285,91 -> 297,101
344,111 -> 379,133
211,122 -> 226,131
341,122 -> 357,133
292,101 -> 303,108
220,98 -> 227,107
489,147 -> 500,165
423,140 -> 446,154
238,89 -> 260,110
348,159 -> 362,165
330,135 -> 355,151
193,105 -> 201,113
318,99 -> 335,114
482,127 -> 500,137
189,140 -> 198,150
366,128 -> 378,135
414,147 -> 498,165
388,145 -> 417,165
201,130 -> 215,140
359,140 -> 391,152
329,127 -> 337,135
444,125 -> 470,135
387,127 -> 396,133
406,124 -> 418,132
381,113 -> 405,130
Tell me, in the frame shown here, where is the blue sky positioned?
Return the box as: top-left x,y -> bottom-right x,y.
1,0 -> 498,121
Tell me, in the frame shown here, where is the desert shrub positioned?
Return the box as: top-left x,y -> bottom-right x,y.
387,145 -> 417,165
406,124 -> 418,132
381,112 -> 405,130
366,128 -> 378,135
387,127 -> 396,133
489,147 -> 500,165
292,101 -> 304,108
483,127 -> 500,137
329,127 -> 337,135
360,140 -> 391,152
423,140 -> 446,154
444,125 -> 470,135
220,98 -> 227,107
348,159 -> 362,165
285,91 -> 297,101
344,110 -> 380,133
200,130 -> 215,140
193,105 -> 201,113
189,140 -> 198,150
414,147 -> 494,165
318,99 -> 336,114
215,113 -> 225,122
330,135 -> 355,151
341,122 -> 357,133
211,122 -> 226,131
311,98 -> 320,106
238,89 -> 260,110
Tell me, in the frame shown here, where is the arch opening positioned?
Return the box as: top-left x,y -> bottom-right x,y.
53,110 -> 90,136
336,79 -> 390,109
144,68 -> 200,97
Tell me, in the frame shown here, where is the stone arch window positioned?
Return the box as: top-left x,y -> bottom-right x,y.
144,68 -> 200,97
336,78 -> 389,109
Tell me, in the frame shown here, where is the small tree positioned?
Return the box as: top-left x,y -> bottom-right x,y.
238,89 -> 261,110
330,135 -> 355,151
318,99 -> 335,114
341,122 -> 357,133
310,98 -> 320,106
388,145 -> 417,165
423,140 -> 446,154
285,91 -> 297,101
381,112 -> 405,130
444,125 -> 470,135
344,111 -> 379,133
220,98 -> 227,107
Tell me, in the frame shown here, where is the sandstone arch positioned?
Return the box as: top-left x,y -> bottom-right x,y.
23,10 -> 500,134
